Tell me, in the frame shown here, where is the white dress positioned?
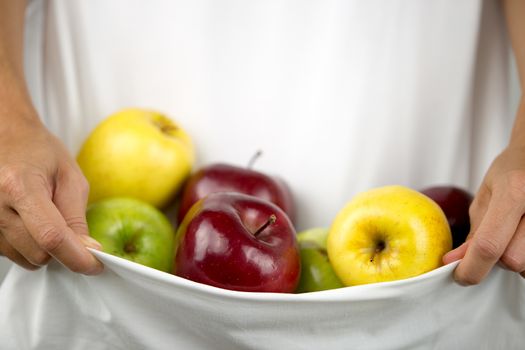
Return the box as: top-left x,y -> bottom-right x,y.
0,0 -> 523,349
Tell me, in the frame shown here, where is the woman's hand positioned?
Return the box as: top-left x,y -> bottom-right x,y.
443,145 -> 525,283
0,115 -> 103,274
445,0 -> 525,285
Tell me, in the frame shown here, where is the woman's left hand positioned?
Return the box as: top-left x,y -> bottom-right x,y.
443,144 -> 525,284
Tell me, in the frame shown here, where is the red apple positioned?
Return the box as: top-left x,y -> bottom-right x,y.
177,163 -> 294,224
420,185 -> 474,248
174,192 -> 300,293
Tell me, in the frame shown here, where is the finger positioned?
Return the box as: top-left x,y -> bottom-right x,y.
0,232 -> 39,270
53,167 -> 101,250
442,186 -> 489,264
443,241 -> 469,264
499,218 -> 525,273
454,191 -> 524,285
468,184 -> 491,234
0,206 -> 51,266
10,182 -> 103,275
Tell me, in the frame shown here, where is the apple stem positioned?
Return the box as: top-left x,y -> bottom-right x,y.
153,117 -> 178,135
124,242 -> 137,254
160,124 -> 178,134
247,150 -> 263,169
370,241 -> 386,262
254,214 -> 277,237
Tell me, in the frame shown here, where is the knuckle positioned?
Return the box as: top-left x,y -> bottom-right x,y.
457,272 -> 482,286
60,166 -> 90,197
503,171 -> 525,203
78,176 -> 90,197
37,226 -> 65,252
500,253 -> 525,273
65,216 -> 89,234
472,238 -> 502,261
0,165 -> 27,202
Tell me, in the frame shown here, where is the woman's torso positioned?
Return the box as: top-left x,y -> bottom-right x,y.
24,0 -> 513,230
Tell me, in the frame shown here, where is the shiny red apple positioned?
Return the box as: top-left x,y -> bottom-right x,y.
177,162 -> 294,224
173,192 -> 300,293
420,185 -> 474,248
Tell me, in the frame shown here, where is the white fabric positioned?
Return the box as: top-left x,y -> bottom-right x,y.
0,257 -> 11,285
1,0 -> 524,348
23,0 -> 514,230
0,251 -> 524,350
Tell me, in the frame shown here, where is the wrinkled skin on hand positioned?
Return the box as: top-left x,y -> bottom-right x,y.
0,117 -> 103,274
444,145 -> 525,283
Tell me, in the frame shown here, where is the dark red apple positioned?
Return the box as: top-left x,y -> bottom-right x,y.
174,192 -> 300,293
177,163 -> 294,224
420,185 -> 474,248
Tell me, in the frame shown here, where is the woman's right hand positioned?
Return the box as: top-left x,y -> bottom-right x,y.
0,114 -> 103,274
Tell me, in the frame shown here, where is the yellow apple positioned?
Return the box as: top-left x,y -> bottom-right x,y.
327,185 -> 452,286
77,108 -> 194,208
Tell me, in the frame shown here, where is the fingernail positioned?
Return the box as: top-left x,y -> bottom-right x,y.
86,260 -> 104,275
81,235 -> 102,250
452,271 -> 468,286
442,251 -> 456,264
454,278 -> 470,287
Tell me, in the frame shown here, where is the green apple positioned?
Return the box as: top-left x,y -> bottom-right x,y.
327,185 -> 452,286
87,197 -> 175,272
296,228 -> 344,293
77,108 -> 194,208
